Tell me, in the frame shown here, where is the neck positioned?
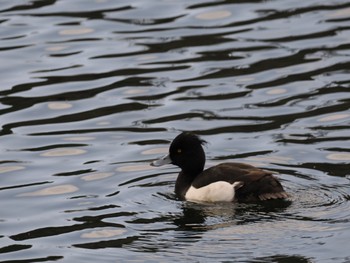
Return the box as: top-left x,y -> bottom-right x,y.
175,171 -> 194,199
175,162 -> 204,199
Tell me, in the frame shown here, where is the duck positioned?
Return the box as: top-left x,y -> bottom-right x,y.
151,132 -> 289,203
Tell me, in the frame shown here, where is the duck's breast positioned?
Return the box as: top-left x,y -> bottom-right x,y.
185,181 -> 242,202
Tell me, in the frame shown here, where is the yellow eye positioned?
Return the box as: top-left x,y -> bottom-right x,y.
177,149 -> 182,154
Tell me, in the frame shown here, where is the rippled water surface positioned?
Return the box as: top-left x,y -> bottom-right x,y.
1,0 -> 350,262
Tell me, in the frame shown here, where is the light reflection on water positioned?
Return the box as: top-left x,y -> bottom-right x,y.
1,0 -> 350,262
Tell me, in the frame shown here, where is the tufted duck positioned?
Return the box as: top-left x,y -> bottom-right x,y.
151,132 -> 288,203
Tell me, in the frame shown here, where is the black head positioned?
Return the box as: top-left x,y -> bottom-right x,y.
168,132 -> 206,175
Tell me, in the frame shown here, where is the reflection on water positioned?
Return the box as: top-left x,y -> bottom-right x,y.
1,0 -> 350,262
18,184 -> 79,197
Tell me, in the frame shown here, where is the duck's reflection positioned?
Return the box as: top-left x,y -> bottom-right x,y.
173,198 -> 292,230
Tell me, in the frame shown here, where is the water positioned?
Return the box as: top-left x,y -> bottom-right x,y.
1,0 -> 350,262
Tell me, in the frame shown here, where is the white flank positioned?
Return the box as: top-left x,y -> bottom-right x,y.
185,181 -> 242,202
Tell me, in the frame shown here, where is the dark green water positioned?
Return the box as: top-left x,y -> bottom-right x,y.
0,0 -> 350,262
